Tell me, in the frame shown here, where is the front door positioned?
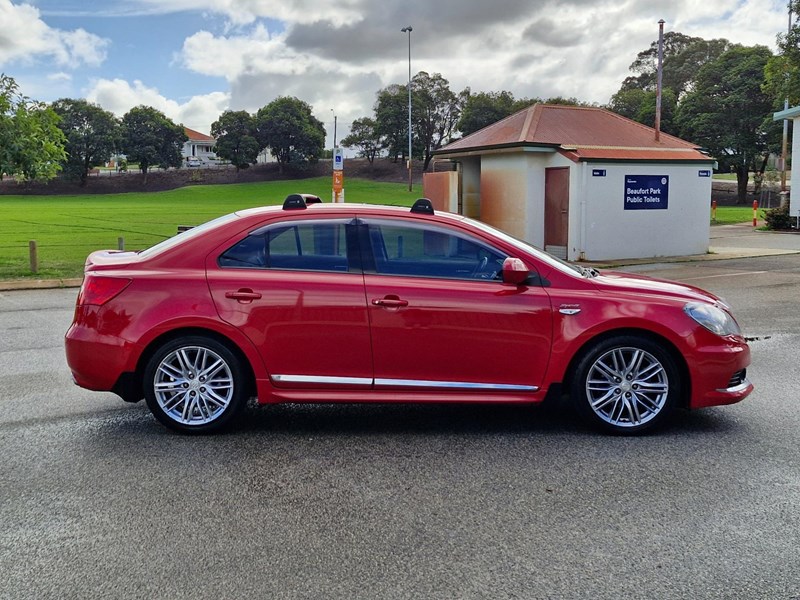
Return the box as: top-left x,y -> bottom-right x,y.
545,167 -> 569,259
360,217 -> 552,392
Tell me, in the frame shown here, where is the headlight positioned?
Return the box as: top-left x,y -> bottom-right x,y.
684,302 -> 741,337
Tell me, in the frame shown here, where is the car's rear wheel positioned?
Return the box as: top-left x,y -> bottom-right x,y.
143,336 -> 247,434
571,335 -> 679,434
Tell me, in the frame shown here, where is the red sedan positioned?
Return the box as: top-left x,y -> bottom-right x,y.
65,195 -> 752,434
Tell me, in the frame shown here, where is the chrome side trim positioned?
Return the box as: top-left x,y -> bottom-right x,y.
375,378 -> 538,391
272,375 -> 373,386
716,379 -> 751,394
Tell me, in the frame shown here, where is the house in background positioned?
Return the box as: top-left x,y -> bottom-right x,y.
182,127 -> 217,164
428,104 -> 715,261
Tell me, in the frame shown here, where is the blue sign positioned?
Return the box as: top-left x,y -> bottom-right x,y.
592,169 -> 606,177
624,175 -> 669,210
698,170 -> 711,177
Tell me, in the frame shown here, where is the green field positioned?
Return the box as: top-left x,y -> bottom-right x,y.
0,179 -> 763,280
0,177 -> 416,280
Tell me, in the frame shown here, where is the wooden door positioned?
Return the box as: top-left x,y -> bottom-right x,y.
544,167 -> 569,259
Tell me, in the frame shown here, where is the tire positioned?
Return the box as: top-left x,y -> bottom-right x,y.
143,336 -> 247,434
570,335 -> 680,434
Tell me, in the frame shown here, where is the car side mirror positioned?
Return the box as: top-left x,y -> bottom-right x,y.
502,257 -> 530,285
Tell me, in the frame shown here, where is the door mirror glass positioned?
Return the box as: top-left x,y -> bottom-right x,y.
502,257 -> 530,285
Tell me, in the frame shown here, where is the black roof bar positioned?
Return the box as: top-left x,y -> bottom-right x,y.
410,198 -> 435,215
283,193 -> 322,210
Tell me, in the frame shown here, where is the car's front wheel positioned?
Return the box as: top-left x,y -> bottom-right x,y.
143,336 -> 247,433
571,335 -> 680,434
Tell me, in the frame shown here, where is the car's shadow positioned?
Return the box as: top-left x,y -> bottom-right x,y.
94,396 -> 745,441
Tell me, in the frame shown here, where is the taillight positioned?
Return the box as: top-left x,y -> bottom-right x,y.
78,276 -> 132,306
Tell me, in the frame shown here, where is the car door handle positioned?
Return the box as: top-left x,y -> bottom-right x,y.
225,289 -> 262,303
371,296 -> 409,308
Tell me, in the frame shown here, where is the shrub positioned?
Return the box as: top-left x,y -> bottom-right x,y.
764,204 -> 794,230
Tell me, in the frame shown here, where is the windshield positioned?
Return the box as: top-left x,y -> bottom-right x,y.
138,213 -> 239,257
464,217 -> 586,277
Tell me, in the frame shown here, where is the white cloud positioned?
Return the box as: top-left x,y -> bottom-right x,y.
85,78 -> 230,132
0,0 -> 108,67
135,0 -> 364,27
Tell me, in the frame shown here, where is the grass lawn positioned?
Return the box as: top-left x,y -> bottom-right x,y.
0,177 -> 416,280
712,206 -> 766,225
0,178 -> 766,280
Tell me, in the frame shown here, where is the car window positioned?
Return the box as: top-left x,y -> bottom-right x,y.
363,219 -> 507,280
219,220 -> 350,272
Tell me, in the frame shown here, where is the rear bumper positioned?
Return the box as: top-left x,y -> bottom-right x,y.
65,323 -> 137,393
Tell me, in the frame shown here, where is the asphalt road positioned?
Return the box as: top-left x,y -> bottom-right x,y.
2,252 -> 800,599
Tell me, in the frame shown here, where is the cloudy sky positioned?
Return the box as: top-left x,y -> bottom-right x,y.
0,0 -> 791,146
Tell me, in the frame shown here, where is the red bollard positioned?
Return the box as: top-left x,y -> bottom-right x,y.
753,200 -> 759,227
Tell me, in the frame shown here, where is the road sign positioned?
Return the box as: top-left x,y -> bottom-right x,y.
333,170 -> 344,193
333,148 -> 344,171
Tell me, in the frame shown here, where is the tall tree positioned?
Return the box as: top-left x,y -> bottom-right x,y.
374,83 -> 410,162
121,106 -> 187,180
676,45 -> 776,204
340,117 -> 381,163
51,98 -> 120,185
620,32 -> 731,96
610,32 -> 732,134
412,72 -> 461,170
256,96 -> 325,172
211,110 -> 261,171
765,2 -> 800,107
457,90 -> 535,137
0,74 -> 66,181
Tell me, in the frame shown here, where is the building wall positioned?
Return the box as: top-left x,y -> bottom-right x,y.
460,157 -> 481,218
575,162 -> 713,261
478,150 -> 569,244
453,150 -> 712,261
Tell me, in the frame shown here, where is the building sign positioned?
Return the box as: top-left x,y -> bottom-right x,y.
624,175 -> 669,210
698,170 -> 711,177
592,169 -> 606,177
333,148 -> 344,171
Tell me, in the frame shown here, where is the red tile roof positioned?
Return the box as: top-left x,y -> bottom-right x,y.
184,127 -> 215,142
436,104 -> 711,162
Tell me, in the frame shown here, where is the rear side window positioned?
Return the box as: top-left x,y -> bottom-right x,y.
219,220 -> 350,272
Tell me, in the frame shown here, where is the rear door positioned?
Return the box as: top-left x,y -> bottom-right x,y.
207,216 -> 373,389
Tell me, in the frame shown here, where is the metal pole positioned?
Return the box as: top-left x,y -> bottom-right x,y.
334,115 -> 337,148
655,19 -> 665,142
402,26 -> 413,192
781,5 -> 792,205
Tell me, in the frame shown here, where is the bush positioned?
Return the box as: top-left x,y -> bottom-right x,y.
764,204 -> 794,230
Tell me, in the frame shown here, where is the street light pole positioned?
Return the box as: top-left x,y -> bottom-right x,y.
401,26 -> 413,192
330,108 -> 337,148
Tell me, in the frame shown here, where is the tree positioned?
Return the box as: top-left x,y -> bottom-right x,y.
211,110 -> 261,171
340,117 -> 381,163
374,83 -> 410,162
51,98 -> 120,185
120,106 -> 187,180
411,72 -> 461,170
766,1 -> 800,106
256,97 -> 325,172
609,88 -> 678,134
620,32 -> 731,97
610,33 -> 732,134
675,45 -> 776,204
0,73 -> 66,181
457,90 -> 535,137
